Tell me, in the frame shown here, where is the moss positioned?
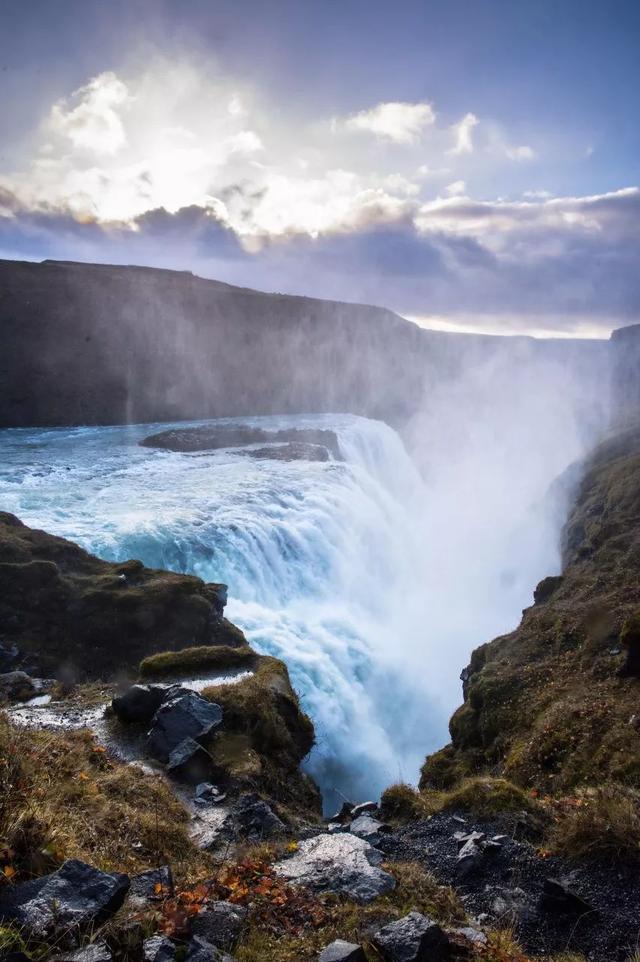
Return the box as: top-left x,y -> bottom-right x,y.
548,786 -> 640,862
380,783 -> 430,821
139,643 -> 255,678
202,657 -> 319,813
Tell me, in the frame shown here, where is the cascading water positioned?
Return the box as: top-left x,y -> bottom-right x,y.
0,409 -> 586,809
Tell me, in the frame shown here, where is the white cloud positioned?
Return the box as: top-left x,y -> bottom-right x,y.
224,130 -> 264,155
505,144 -> 536,161
50,72 -> 130,155
448,112 -> 478,155
343,101 -> 435,144
445,180 -> 466,197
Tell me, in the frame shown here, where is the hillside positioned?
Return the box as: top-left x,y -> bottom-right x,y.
0,258 -> 606,428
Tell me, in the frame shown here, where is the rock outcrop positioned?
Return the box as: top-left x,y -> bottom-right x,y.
0,512 -> 239,677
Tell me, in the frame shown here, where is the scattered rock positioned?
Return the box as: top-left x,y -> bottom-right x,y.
112,685 -> 165,724
167,737 -> 213,784
129,865 -> 173,900
191,900 -> 248,949
143,936 -> 176,962
540,878 -> 595,916
489,886 -> 536,925
184,935 -> 233,962
230,793 -> 285,841
330,802 -> 355,824
453,926 -> 488,946
194,782 -> 226,805
147,690 -> 223,762
275,832 -> 395,903
0,859 -> 129,938
318,939 -> 367,962
373,912 -> 449,962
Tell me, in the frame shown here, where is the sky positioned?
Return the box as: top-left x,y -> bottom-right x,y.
1,0 -> 639,336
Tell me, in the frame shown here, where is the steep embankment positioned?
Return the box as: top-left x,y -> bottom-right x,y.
421,424 -> 640,795
0,258 -> 605,428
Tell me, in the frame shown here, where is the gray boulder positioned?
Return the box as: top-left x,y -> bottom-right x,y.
349,814 -> 390,844
147,691 -> 223,762
350,802 -> 378,818
373,912 -> 449,962
184,936 -> 233,962
0,670 -> 48,702
191,900 -> 248,948
319,939 -> 367,962
166,738 -> 213,784
143,936 -> 176,962
0,859 -> 129,938
231,793 -> 285,841
541,878 -> 595,916
112,685 -> 165,724
274,832 -> 395,903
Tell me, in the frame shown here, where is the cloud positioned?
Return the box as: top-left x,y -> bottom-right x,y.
50,72 -> 130,155
448,112 -> 479,155
343,101 -> 435,144
505,144 -> 536,161
445,180 -> 466,197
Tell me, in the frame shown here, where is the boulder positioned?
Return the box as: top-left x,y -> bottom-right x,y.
274,832 -> 395,903
489,886 -> 536,924
230,793 -> 285,842
452,926 -> 488,946
129,865 -> 173,899
147,691 -> 223,762
194,782 -> 226,805
540,878 -> 595,916
112,685 -> 165,724
0,670 -> 44,702
166,738 -> 213,784
373,912 -> 449,962
0,859 -> 129,937
143,936 -> 176,962
350,801 -> 378,818
349,814 -> 390,844
191,900 -> 248,949
319,940 -> 367,962
184,935 -> 233,962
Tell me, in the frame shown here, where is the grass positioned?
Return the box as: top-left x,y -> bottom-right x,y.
139,643 -> 255,678
548,786 -> 640,862
0,713 -> 210,883
381,777 -> 541,824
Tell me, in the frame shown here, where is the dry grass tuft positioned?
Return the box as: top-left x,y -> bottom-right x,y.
548,785 -> 640,862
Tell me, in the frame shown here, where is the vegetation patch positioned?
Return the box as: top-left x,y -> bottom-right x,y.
139,643 -> 255,678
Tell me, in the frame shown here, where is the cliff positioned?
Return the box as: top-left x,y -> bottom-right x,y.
0,257 -> 606,429
421,424 -> 640,795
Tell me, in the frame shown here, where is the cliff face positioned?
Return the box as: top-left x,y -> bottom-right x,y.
611,323 -> 640,428
421,425 -> 640,794
0,258 -> 607,429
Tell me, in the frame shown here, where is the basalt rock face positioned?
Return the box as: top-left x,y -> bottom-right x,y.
421,425 -> 640,794
0,511 -> 241,677
611,323 -> 640,429
0,258 -> 608,429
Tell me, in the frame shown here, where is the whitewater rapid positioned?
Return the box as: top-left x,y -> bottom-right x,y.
0,412 -> 570,808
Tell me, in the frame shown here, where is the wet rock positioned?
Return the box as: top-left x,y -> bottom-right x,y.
184,935 -> 233,962
147,691 -> 223,762
166,738 -> 213,784
373,912 -> 449,962
275,832 -> 395,903
330,802 -> 355,824
540,878 -> 595,916
143,936 -> 176,962
349,814 -> 391,844
318,940 -> 367,962
129,865 -> 173,899
191,900 -> 248,949
112,685 -> 165,724
244,441 -> 331,462
0,858 -> 129,937
54,944 -> 113,962
230,793 -> 285,842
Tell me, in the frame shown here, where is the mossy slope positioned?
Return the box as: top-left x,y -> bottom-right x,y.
0,512 -> 241,677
